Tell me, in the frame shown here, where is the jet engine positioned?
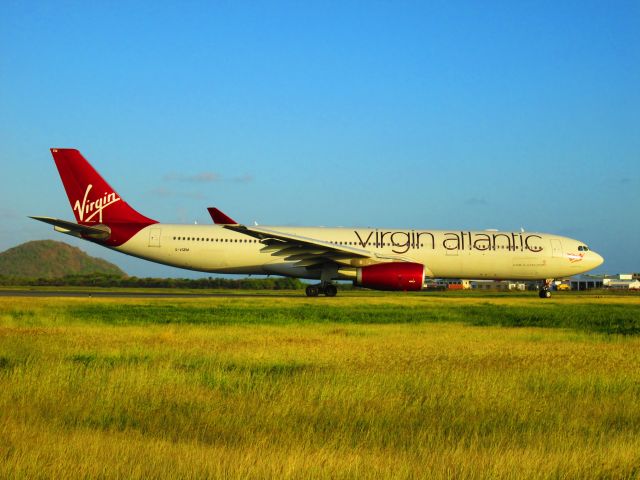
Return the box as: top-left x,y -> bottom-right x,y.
352,262 -> 425,291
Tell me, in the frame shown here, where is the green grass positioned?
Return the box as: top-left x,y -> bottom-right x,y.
4,291 -> 637,334
1,292 -> 640,478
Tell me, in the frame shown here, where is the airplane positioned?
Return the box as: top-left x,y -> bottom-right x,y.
31,148 -> 604,298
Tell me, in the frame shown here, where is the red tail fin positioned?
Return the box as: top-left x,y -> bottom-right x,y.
51,148 -> 155,226
50,148 -> 156,246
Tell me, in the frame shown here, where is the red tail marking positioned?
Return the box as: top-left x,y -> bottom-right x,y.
50,148 -> 157,246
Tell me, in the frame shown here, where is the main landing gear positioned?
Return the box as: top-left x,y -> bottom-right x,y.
305,283 -> 338,297
538,279 -> 553,299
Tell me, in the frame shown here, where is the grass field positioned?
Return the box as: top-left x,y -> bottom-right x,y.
1,291 -> 640,478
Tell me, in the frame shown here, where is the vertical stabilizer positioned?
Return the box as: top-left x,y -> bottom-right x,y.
50,148 -> 157,245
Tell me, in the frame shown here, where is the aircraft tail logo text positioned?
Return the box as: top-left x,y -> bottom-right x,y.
73,184 -> 121,223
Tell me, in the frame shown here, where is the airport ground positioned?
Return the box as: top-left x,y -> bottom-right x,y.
1,290 -> 639,479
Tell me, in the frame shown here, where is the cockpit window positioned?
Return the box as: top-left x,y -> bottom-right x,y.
578,245 -> 589,252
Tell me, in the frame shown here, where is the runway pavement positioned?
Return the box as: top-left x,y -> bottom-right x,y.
0,289 -> 286,298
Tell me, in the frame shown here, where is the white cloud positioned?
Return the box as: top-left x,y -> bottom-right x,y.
163,172 -> 221,183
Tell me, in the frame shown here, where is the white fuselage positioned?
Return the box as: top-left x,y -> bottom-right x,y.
114,224 -> 603,281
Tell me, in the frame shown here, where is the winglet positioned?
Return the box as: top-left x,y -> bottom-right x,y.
207,207 -> 238,225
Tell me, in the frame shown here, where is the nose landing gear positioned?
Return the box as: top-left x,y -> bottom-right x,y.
539,287 -> 552,299
538,279 -> 553,299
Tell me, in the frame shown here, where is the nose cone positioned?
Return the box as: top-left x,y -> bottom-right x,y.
590,251 -> 604,269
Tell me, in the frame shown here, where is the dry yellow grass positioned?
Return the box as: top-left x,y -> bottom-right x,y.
1,293 -> 640,478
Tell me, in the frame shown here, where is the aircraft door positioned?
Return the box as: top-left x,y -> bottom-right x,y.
149,227 -> 161,247
551,239 -> 563,258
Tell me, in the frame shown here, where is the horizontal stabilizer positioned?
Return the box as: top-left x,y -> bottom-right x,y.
207,207 -> 238,225
29,216 -> 111,240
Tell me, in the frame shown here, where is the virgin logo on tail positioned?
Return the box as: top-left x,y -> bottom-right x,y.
73,184 -> 121,223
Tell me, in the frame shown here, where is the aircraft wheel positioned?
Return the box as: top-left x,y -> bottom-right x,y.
324,284 -> 337,297
539,288 -> 551,299
306,285 -> 320,297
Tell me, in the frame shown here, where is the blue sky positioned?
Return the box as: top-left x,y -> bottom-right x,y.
1,1 -> 638,277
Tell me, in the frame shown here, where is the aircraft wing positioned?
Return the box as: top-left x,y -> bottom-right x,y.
225,223 -> 409,269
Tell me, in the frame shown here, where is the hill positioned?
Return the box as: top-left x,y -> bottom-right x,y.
0,240 -> 126,279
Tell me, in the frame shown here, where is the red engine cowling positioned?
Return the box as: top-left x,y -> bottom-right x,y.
355,262 -> 425,291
